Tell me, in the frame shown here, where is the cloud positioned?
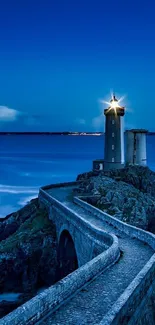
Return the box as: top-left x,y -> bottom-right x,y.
0,106 -> 20,122
0,106 -> 42,127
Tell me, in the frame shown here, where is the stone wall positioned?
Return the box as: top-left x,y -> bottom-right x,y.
0,187 -> 119,325
0,243 -> 119,325
127,281 -> 155,325
74,196 -> 155,325
1,182 -> 155,325
74,196 -> 155,250
41,181 -> 80,191
39,189 -> 115,265
100,254 -> 155,325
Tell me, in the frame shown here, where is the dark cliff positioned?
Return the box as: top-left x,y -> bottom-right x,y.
76,166 -> 155,232
0,199 -> 57,318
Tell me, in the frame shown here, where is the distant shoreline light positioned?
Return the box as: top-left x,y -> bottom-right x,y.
0,132 -> 104,136
0,132 -> 154,136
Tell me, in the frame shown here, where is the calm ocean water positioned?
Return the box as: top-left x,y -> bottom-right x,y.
0,135 -> 155,218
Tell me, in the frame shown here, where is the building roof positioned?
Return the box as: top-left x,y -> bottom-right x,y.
125,129 -> 148,133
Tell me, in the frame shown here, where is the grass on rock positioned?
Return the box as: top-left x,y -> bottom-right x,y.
0,208 -> 52,253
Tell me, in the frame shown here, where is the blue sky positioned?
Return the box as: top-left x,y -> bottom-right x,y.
0,0 -> 155,131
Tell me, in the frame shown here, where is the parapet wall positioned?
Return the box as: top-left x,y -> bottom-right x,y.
39,189 -> 114,250
74,196 -> 155,250
0,246 -> 119,325
1,181 -> 155,325
0,187 -> 119,325
39,188 -> 116,266
41,180 -> 81,190
100,254 -> 155,325
74,196 -> 155,324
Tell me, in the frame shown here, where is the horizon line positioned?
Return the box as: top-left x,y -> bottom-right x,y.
0,131 -> 155,135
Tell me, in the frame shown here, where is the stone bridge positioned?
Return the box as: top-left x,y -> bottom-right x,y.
1,181 -> 155,325
39,182 -> 119,276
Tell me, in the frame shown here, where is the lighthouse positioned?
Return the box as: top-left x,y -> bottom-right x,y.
104,95 -> 125,171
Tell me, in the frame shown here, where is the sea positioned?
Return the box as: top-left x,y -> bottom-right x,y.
0,134 -> 155,218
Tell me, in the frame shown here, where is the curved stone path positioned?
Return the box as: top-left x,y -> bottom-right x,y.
41,186 -> 154,325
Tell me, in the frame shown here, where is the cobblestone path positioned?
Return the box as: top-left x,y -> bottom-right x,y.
41,186 -> 154,325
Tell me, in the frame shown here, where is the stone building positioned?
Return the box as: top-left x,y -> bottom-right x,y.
125,129 -> 148,166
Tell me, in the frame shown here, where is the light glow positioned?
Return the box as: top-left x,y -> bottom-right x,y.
100,94 -> 125,115
110,99 -> 120,109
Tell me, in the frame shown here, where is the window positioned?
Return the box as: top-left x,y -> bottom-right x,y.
99,163 -> 103,170
112,145 -> 114,150
112,158 -> 115,162
112,120 -> 115,124
112,132 -> 115,137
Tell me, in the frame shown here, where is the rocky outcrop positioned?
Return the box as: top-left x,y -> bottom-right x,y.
77,166 -> 155,197
76,166 -> 155,231
0,200 -> 58,318
0,200 -> 38,241
101,166 -> 155,198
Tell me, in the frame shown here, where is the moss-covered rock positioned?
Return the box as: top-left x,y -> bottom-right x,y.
0,200 -> 58,318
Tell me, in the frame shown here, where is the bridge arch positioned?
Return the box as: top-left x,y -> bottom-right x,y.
57,229 -> 78,280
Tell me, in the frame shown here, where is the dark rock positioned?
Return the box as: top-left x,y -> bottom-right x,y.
0,300 -> 22,318
0,199 -> 38,241
76,171 -> 99,181
101,166 -> 155,198
0,202 -> 58,318
0,291 -> 36,318
76,166 -> 155,231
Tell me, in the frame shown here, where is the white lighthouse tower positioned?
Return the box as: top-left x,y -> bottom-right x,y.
104,95 -> 125,171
